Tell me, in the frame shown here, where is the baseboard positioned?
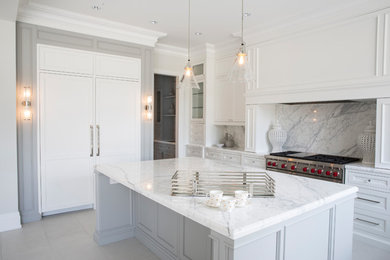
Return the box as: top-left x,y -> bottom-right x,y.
21,211 -> 42,224
354,232 -> 390,252
135,227 -> 178,260
0,211 -> 21,232
94,225 -> 135,246
42,204 -> 93,216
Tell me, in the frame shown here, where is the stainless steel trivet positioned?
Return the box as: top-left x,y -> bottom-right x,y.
171,170 -> 275,197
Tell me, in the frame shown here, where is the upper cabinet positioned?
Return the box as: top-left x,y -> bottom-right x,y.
246,9 -> 390,104
192,64 -> 205,121
214,56 -> 245,125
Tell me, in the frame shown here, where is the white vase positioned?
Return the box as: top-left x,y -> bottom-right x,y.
358,121 -> 376,165
268,121 -> 287,153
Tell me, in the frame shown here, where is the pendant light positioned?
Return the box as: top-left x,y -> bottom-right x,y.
179,0 -> 200,89
228,0 -> 252,85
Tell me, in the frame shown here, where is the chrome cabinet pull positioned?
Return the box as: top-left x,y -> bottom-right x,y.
96,125 -> 100,156
90,125 -> 94,157
357,197 -> 381,204
355,218 -> 380,226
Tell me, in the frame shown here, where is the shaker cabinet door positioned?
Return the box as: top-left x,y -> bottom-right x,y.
376,98 -> 390,169
40,73 -> 94,213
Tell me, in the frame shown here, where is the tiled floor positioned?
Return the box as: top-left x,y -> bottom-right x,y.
0,210 -> 159,260
0,209 -> 389,260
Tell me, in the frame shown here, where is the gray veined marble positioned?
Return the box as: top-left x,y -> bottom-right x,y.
276,101 -> 376,158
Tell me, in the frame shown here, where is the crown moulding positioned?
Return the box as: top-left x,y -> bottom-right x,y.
17,3 -> 167,47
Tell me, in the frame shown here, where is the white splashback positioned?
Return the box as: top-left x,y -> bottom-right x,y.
276,101 -> 376,158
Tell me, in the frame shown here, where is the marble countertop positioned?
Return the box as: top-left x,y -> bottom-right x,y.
95,157 -> 357,240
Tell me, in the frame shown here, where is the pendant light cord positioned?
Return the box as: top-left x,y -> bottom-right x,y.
188,0 -> 191,61
241,0 -> 244,44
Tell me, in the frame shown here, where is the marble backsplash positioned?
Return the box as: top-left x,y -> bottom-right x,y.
276,101 -> 376,158
220,126 -> 245,149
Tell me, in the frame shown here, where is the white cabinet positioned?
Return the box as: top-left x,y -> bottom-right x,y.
95,54 -> 141,81
40,73 -> 94,213
346,164 -> 390,249
203,147 -> 265,169
376,98 -> 390,169
214,56 -> 245,125
39,45 -> 141,214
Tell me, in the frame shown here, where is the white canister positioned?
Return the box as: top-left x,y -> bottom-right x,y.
358,121 -> 376,165
234,190 -> 249,207
268,121 -> 287,153
220,197 -> 236,212
206,190 -> 224,207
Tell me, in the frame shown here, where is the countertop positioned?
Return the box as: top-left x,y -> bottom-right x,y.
95,157 -> 358,240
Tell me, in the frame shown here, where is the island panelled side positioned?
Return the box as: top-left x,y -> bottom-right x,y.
94,158 -> 357,260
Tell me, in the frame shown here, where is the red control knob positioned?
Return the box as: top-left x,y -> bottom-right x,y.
303,167 -> 308,172
291,165 -> 296,170
333,172 -> 339,177
311,168 -> 316,173
317,169 -> 322,175
281,164 -> 286,168
326,171 -> 331,176
267,161 -> 272,166
272,162 -> 277,167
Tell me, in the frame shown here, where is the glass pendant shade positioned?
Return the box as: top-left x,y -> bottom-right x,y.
229,43 -> 253,85
179,60 -> 200,89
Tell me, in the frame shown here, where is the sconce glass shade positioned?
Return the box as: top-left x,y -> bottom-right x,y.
228,43 -> 253,86
145,95 -> 153,120
179,60 -> 200,89
23,107 -> 32,120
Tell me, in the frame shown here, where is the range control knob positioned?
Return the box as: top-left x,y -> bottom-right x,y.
291,165 -> 296,170
267,161 -> 272,166
303,167 -> 308,172
317,169 -> 323,175
326,171 -> 331,176
272,162 -> 277,167
333,172 -> 339,177
311,168 -> 316,173
281,164 -> 286,168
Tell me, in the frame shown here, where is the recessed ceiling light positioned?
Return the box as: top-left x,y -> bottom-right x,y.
91,1 -> 104,11
150,20 -> 158,25
194,32 -> 202,36
244,12 -> 251,17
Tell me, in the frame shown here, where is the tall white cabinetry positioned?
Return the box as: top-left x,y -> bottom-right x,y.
38,45 -> 141,214
376,98 -> 390,169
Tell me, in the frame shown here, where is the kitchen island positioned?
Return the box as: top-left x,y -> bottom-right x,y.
94,157 -> 358,260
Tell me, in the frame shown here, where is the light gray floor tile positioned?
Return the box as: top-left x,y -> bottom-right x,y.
42,212 -> 85,239
353,239 -> 390,260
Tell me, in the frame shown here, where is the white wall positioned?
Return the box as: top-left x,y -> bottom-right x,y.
0,19 -> 21,231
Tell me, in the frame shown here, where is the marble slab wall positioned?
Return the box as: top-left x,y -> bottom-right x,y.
219,126 -> 245,149
276,101 -> 376,158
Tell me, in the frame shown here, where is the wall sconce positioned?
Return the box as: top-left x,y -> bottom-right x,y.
145,96 -> 153,120
22,86 -> 32,120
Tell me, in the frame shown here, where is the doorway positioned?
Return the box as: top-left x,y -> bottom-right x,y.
154,74 -> 177,159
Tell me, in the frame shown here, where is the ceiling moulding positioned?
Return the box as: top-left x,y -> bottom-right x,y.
17,3 -> 167,47
154,43 -> 187,57
221,0 -> 390,48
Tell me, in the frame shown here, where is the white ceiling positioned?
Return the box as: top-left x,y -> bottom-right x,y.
18,0 -> 382,48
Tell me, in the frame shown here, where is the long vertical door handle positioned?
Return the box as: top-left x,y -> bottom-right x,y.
96,125 -> 100,156
90,125 -> 94,157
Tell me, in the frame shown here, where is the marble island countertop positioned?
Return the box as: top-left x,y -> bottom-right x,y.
95,157 -> 358,240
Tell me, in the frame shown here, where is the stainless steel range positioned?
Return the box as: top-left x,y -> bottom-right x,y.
265,151 -> 360,183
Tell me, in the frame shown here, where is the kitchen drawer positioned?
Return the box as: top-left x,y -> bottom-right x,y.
242,155 -> 265,168
347,170 -> 390,192
205,149 -> 223,161
354,209 -> 390,239
355,188 -> 390,215
222,152 -> 241,164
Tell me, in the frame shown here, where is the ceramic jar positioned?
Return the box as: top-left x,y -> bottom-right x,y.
268,121 -> 287,153
358,121 -> 376,165
220,197 -> 236,212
